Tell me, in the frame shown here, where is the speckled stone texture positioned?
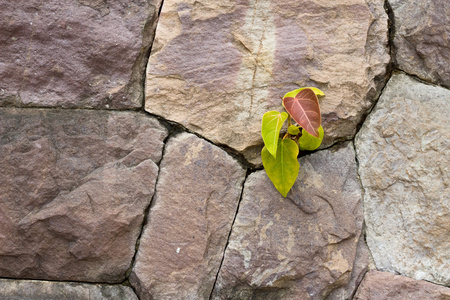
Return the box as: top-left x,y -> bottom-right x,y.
0,0 -> 162,108
356,73 -> 450,285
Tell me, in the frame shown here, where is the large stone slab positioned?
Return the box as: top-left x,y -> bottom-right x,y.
355,73 -> 450,285
212,142 -> 363,299
0,279 -> 138,300
0,108 -> 167,282
0,0 -> 162,108
391,0 -> 450,87
130,132 -> 246,300
354,270 -> 450,300
144,0 -> 390,164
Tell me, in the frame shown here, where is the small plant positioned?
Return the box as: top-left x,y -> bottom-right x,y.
261,87 -> 324,197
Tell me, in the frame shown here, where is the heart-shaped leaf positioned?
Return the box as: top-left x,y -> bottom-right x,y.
262,138 -> 299,197
283,88 -> 321,137
298,125 -> 324,151
261,111 -> 288,158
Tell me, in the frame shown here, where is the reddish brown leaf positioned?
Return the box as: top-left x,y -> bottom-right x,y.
283,88 -> 321,137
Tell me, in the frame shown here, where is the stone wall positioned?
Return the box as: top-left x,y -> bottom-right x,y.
0,0 -> 448,299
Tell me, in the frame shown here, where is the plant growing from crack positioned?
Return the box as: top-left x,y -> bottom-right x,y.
261,87 -> 324,197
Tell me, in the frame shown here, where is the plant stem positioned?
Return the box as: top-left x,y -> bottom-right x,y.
282,115 -> 292,140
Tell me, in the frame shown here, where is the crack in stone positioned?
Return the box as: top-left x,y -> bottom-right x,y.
384,0 -> 397,68
351,0 -> 396,140
125,0 -> 173,276
124,123 -> 172,292
136,0 -> 166,112
349,264 -> 369,299
393,68 -> 450,90
351,138 -> 376,299
143,109 -> 254,169
208,169 -> 250,300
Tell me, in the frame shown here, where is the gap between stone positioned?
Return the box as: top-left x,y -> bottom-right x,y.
142,109 -> 254,170
138,0 -> 166,112
352,0 -> 396,139
124,127 -> 173,288
208,168 -> 251,300
107,0 -> 169,284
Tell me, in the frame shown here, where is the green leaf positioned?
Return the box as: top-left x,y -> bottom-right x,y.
283,87 -> 325,99
298,125 -> 324,151
262,139 -> 300,197
288,125 -> 300,136
261,111 -> 288,158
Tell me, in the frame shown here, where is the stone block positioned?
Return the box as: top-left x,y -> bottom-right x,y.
355,73 -> 450,285
0,108 -> 167,282
130,132 -> 246,299
212,142 -> 363,299
144,0 -> 389,164
0,0 -> 162,108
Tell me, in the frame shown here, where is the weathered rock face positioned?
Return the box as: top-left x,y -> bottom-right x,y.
1,0 -> 449,297
0,0 -> 162,109
0,108 -> 167,282
391,0 -> 450,87
144,0 -> 390,164
354,270 -> 450,300
130,132 -> 246,300
0,279 -> 138,300
212,142 -> 363,300
355,73 -> 450,285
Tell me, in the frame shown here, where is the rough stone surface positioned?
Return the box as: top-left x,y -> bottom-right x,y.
212,142 -> 363,300
0,108 -> 167,282
130,132 -> 246,300
145,0 -> 390,164
355,73 -> 450,285
391,0 -> 450,87
0,279 -> 138,300
354,270 -> 450,300
1,0 -> 448,295
326,229 -> 370,300
0,0 -> 162,108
